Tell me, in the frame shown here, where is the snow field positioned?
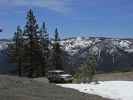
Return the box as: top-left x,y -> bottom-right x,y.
57,81 -> 133,100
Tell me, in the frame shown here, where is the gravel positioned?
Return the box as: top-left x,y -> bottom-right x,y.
0,75 -> 110,100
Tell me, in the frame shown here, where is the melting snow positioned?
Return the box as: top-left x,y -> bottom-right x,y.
57,81 -> 133,100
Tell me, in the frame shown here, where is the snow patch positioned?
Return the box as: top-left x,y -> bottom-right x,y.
119,41 -> 131,48
60,37 -> 93,55
57,81 -> 133,100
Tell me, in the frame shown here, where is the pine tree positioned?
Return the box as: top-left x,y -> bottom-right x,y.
40,22 -> 49,58
23,9 -> 40,77
52,28 -> 63,70
40,22 -> 50,76
54,28 -> 60,41
7,25 -> 24,76
76,55 -> 96,83
16,26 -> 24,76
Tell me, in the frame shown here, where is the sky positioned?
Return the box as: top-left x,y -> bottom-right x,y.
0,0 -> 133,38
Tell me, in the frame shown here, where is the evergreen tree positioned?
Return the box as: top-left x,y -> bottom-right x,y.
40,22 -> 50,76
16,26 -> 24,76
23,9 -> 40,77
7,9 -> 66,77
8,25 -> 24,76
75,55 -> 96,83
40,22 -> 49,58
54,28 -> 60,41
52,28 -> 63,70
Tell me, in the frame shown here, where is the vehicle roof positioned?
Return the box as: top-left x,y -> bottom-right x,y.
48,70 -> 64,73
60,74 -> 72,77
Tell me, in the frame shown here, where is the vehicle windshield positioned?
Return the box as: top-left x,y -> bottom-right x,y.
54,71 -> 65,75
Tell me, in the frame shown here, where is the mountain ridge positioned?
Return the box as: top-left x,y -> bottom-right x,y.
60,37 -> 133,72
0,37 -> 133,73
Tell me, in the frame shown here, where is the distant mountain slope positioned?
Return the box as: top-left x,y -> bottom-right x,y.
60,37 -> 133,72
0,39 -> 16,73
0,37 -> 133,73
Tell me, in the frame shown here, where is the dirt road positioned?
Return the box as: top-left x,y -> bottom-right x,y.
0,75 -> 110,100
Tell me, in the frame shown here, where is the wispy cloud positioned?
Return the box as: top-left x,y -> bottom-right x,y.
0,0 -> 72,13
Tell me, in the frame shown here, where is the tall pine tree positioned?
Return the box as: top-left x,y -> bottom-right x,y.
23,9 -> 40,77
16,26 -> 24,76
8,25 -> 24,76
52,28 -> 63,70
40,22 -> 50,76
40,22 -> 49,59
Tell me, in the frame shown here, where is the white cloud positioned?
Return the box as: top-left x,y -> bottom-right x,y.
0,0 -> 72,13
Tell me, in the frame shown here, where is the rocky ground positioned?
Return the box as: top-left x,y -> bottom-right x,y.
0,75 -> 110,100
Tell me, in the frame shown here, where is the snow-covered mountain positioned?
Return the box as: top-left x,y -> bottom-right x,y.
0,37 -> 133,73
60,37 -> 133,72
60,37 -> 133,55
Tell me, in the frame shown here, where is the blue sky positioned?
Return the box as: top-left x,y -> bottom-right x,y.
0,0 -> 133,38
